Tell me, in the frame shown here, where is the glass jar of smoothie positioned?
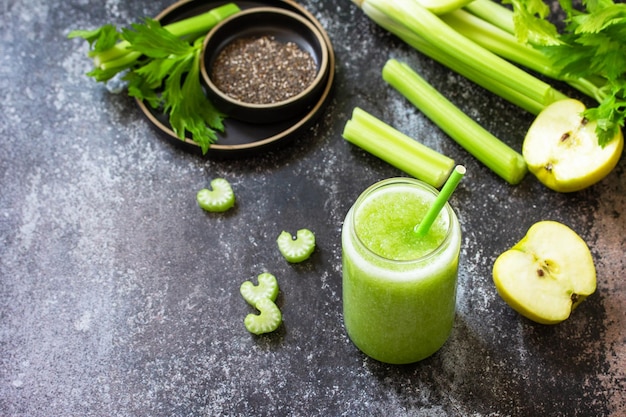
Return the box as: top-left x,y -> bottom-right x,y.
342,177 -> 462,364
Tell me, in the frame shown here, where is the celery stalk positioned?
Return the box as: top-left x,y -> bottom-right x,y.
91,42 -> 132,66
360,5 -> 547,115
414,0 -> 475,15
440,10 -> 558,78
358,0 -> 564,107
463,0 -> 516,34
92,3 -> 240,70
382,59 -> 528,185
460,0 -> 606,102
99,51 -> 142,70
342,108 -> 455,188
160,3 -> 241,39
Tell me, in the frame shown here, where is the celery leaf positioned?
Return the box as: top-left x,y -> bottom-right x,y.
508,0 -> 626,146
68,24 -> 120,52
122,19 -> 193,58
583,81 -> 626,147
505,0 -> 560,45
68,4 -> 241,153
118,21 -> 224,152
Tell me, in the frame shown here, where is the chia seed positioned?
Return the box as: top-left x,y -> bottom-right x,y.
211,35 -> 318,105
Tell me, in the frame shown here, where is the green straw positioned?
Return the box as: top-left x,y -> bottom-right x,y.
414,165 -> 465,236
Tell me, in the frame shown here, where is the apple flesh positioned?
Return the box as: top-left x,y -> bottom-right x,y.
523,99 -> 624,192
492,221 -> 596,324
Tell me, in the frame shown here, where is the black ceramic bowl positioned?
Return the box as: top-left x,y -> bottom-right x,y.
200,6 -> 329,124
136,0 -> 336,157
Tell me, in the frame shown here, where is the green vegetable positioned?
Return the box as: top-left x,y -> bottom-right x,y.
243,298 -> 282,335
68,3 -> 241,153
353,0 -> 623,182
439,9 -> 558,81
240,273 -> 282,335
457,0 -> 626,147
507,0 -> 626,147
413,0 -> 474,15
354,0 -> 566,109
342,107 -> 455,188
276,229 -> 316,263
240,273 -> 279,306
460,0 -> 600,99
441,6 -> 602,105
197,178 -> 235,212
359,9 -> 547,115
463,0 -> 516,34
382,59 -> 528,185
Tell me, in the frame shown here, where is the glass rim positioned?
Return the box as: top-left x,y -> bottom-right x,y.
350,177 -> 456,265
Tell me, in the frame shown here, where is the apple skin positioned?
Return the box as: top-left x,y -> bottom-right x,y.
523,99 -> 624,193
492,221 -> 596,324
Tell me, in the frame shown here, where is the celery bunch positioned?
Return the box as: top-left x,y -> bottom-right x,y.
355,0 -> 567,113
456,0 -> 626,147
352,0 -> 625,184
69,3 -> 241,153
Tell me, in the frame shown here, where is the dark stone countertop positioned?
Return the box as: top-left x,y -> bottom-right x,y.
1,1 -> 624,416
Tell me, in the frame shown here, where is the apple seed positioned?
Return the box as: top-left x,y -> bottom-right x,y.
560,132 -> 571,142
537,268 -> 545,277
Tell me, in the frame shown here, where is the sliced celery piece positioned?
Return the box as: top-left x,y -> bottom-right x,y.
276,229 -> 316,263
240,273 -> 279,306
244,298 -> 282,335
197,178 -> 235,212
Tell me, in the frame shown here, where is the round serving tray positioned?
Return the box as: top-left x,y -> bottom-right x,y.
136,0 -> 335,157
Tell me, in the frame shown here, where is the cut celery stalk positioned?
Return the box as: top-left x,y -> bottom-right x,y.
342,108 -> 455,188
240,273 -> 279,306
276,229 -> 316,263
244,298 -> 282,335
383,59 -> 528,185
240,272 -> 282,335
197,178 -> 235,212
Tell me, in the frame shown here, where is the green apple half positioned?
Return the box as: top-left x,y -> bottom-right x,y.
523,99 -> 624,192
492,221 -> 596,324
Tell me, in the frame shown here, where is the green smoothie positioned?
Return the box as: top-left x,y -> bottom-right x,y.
342,178 -> 461,364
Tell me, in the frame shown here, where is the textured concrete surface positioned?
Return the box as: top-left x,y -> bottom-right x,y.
1,0 -> 624,416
